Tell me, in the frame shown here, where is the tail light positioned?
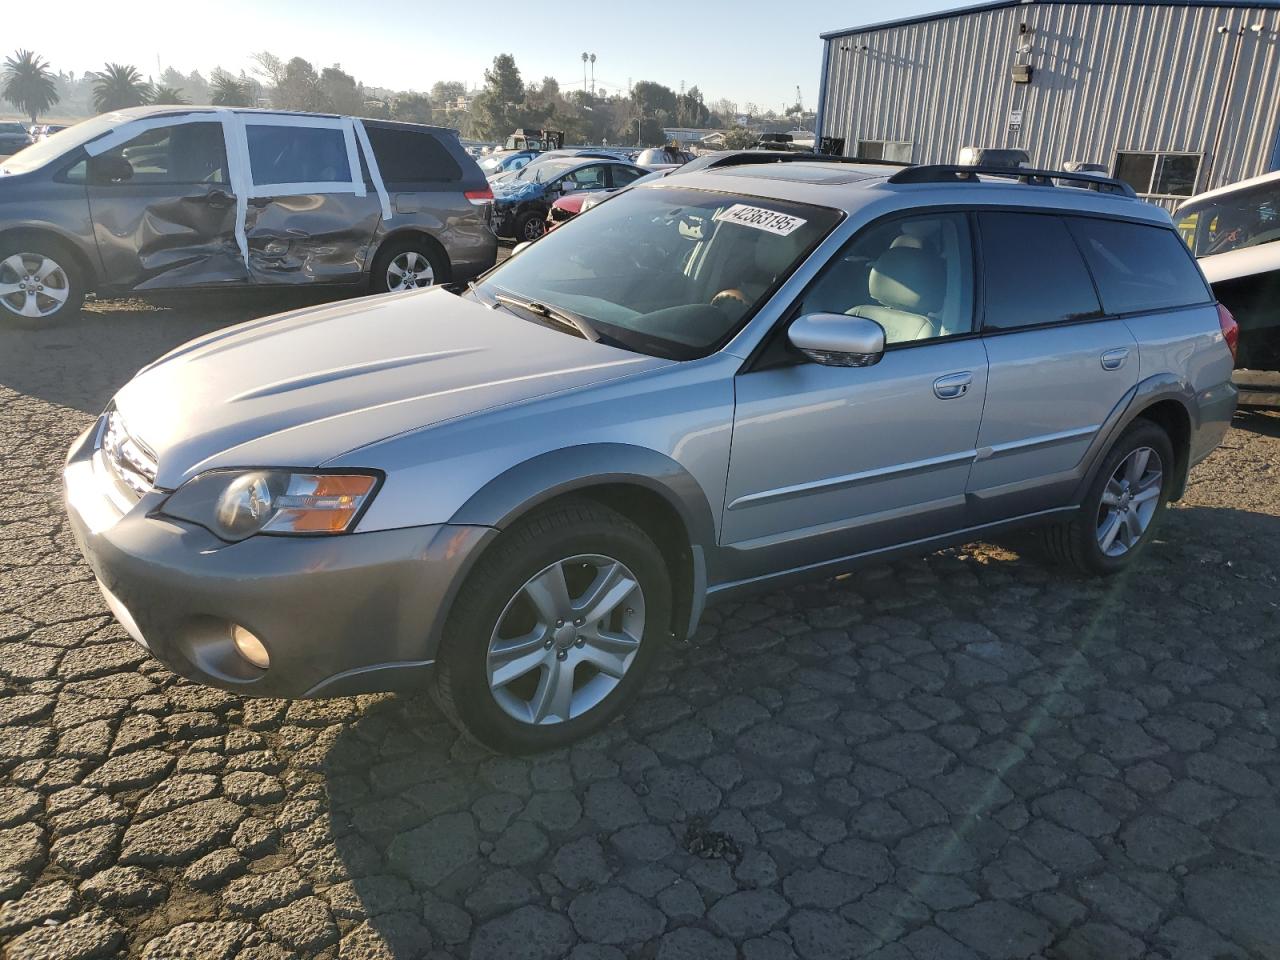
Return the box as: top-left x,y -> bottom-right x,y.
1217,302 -> 1239,364
464,187 -> 493,206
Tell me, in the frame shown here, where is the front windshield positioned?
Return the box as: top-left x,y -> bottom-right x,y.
0,114 -> 120,175
476,185 -> 840,359
514,159 -> 575,184
1176,181 -> 1280,257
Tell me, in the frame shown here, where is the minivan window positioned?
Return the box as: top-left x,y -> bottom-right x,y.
365,126 -> 462,183
979,212 -> 1102,331
89,122 -> 228,185
1176,180 -> 1280,257
1068,217 -> 1210,315
1,115 -> 132,176
246,124 -> 351,186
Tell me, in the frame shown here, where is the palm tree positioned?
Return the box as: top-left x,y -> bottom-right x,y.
92,63 -> 151,113
150,84 -> 188,105
210,69 -> 253,107
2,50 -> 60,126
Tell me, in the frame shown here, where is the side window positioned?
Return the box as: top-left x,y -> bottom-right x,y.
1186,182 -> 1280,257
89,122 -> 228,185
1067,217 -> 1211,314
365,126 -> 462,183
245,124 -> 351,186
609,165 -> 646,188
978,212 -> 1102,331
566,165 -> 608,189
795,212 -> 975,344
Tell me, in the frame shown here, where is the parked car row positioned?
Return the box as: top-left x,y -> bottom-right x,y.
0,106 -> 497,325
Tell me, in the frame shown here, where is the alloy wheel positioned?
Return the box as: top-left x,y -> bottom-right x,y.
522,217 -> 545,241
0,252 -> 70,319
486,553 -> 645,726
1096,446 -> 1163,557
385,250 -> 434,291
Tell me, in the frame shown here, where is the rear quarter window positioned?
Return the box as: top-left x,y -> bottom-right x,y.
1067,217 -> 1211,314
366,127 -> 462,183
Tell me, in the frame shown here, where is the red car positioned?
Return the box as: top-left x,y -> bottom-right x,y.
546,168 -> 671,230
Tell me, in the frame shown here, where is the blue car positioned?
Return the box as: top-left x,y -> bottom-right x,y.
490,157 -> 650,241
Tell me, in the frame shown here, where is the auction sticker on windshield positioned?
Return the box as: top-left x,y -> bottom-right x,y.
714,204 -> 808,237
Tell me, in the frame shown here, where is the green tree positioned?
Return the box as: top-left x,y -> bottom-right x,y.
632,81 -> 676,118
392,92 -> 432,124
471,54 -> 525,140
676,85 -> 709,128
276,57 -> 325,111
320,64 -> 363,115
430,80 -> 466,107
92,63 -> 151,113
721,126 -> 757,149
210,69 -> 253,107
2,50 -> 60,125
151,84 -> 189,105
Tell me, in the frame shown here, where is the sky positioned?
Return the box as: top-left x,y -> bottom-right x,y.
42,0 -> 968,110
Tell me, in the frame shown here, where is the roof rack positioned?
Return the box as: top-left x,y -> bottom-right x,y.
887,164 -> 1137,197
717,151 -> 912,169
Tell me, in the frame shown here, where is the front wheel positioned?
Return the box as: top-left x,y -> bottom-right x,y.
515,211 -> 546,242
1040,419 -> 1175,575
0,239 -> 84,327
433,500 -> 671,754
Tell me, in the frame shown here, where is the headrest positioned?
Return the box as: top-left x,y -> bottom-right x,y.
890,235 -> 924,250
868,247 -> 945,314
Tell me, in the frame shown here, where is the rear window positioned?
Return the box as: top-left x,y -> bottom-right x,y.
978,212 -> 1102,331
246,124 -> 351,186
1067,217 -> 1210,314
366,126 -> 462,183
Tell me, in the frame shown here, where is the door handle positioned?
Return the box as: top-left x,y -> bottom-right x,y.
933,371 -> 973,400
1101,347 -> 1129,371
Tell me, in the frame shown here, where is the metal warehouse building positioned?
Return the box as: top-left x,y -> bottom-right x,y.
814,0 -> 1280,206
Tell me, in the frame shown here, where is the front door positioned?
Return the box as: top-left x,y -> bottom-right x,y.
85,120 -> 245,290
721,211 -> 988,582
240,119 -> 382,285
966,211 -> 1139,521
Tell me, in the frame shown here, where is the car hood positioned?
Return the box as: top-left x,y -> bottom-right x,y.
1198,242 -> 1280,285
113,289 -> 670,489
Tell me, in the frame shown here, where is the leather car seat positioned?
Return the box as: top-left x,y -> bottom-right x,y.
848,247 -> 946,342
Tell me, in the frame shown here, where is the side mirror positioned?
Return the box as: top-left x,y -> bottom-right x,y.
558,180 -> 577,194
788,313 -> 885,367
88,155 -> 133,184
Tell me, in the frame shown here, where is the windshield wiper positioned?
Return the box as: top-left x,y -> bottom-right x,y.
492,292 -> 602,343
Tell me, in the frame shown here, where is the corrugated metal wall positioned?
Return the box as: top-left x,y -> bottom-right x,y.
819,1 -> 1280,207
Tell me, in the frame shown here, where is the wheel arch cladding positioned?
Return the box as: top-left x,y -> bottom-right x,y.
1134,397 -> 1192,501
449,444 -> 716,640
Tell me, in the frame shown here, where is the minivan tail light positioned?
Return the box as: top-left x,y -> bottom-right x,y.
465,188 -> 493,205
1217,302 -> 1239,364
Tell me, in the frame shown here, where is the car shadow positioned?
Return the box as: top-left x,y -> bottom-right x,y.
316,503 -> 1280,958
0,290 -> 351,415
1233,407 -> 1280,437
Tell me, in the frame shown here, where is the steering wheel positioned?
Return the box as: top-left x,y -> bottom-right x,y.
711,288 -> 750,310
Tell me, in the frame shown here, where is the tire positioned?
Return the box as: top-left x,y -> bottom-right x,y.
514,211 -> 546,243
433,499 -> 671,754
1040,419 -> 1176,576
369,237 -> 448,294
0,236 -> 85,328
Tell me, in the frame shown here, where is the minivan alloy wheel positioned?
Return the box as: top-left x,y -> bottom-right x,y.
1096,446 -> 1163,557
385,250 -> 434,291
0,252 -> 71,319
487,553 -> 645,726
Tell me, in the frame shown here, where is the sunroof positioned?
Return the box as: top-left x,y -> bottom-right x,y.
711,163 -> 879,185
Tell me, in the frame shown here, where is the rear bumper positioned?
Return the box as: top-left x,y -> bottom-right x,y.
64,422 -> 495,698
1234,369 -> 1280,409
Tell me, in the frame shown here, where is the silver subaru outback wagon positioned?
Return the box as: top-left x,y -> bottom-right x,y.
64,160 -> 1238,753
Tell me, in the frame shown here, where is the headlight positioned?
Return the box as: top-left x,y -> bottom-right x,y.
161,469 -> 380,541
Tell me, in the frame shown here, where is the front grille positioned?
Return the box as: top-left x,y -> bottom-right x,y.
100,410 -> 157,500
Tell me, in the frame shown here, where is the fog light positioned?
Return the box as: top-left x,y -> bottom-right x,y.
231,625 -> 270,670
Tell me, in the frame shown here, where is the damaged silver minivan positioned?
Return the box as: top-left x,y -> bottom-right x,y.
0,106 -> 497,326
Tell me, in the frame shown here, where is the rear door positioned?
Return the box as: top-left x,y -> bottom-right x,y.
967,210 -> 1138,521
241,118 -> 381,285
85,120 -> 245,290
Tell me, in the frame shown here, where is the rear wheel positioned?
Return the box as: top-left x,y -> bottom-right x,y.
0,238 -> 84,327
434,500 -> 670,754
370,237 -> 448,294
1041,419 -> 1175,575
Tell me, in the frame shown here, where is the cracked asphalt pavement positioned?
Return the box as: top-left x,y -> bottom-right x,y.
3,295 -> 1280,960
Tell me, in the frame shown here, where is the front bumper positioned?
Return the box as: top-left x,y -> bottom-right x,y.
64,422 -> 495,698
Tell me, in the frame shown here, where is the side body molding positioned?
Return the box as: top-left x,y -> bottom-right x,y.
450,443 -> 717,638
